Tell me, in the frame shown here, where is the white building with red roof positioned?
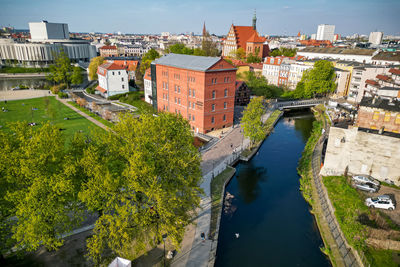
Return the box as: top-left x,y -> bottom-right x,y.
96,62 -> 129,98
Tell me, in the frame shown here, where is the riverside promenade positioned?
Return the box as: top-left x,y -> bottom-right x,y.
172,110 -> 273,267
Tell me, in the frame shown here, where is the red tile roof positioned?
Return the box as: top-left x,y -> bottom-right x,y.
112,60 -> 138,71
96,85 -> 107,93
249,63 -> 263,69
389,68 -> 400,75
247,32 -> 266,43
99,62 -> 126,71
365,79 -> 379,87
233,26 -> 265,48
144,68 -> 151,80
228,58 -> 248,67
99,45 -> 117,50
376,74 -> 391,81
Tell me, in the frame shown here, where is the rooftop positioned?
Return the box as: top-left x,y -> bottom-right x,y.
299,47 -> 375,56
99,45 -> 117,50
372,51 -> 400,62
389,68 -> 400,75
152,53 -> 233,72
359,96 -> 400,112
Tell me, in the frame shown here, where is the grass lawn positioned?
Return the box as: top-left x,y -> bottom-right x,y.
0,66 -> 50,73
68,101 -> 114,128
109,91 -> 155,114
210,166 -> 236,239
0,97 -> 103,139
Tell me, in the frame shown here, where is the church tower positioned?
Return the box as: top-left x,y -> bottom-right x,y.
252,10 -> 257,30
202,21 -> 207,36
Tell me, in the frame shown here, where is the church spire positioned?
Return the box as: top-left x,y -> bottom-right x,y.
202,21 -> 207,36
252,9 -> 257,30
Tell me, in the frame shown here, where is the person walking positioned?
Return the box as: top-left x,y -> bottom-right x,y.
201,232 -> 205,242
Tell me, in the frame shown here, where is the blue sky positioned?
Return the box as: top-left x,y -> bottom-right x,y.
1,0 -> 399,36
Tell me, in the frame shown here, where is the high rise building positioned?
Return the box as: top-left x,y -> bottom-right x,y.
369,32 -> 383,45
316,24 -> 335,42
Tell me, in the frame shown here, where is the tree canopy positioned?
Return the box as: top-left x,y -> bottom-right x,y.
88,56 -> 105,80
238,71 -> 283,99
140,49 -> 160,73
0,122 -> 88,253
269,47 -> 297,57
46,49 -> 77,88
80,112 -> 203,263
241,96 -> 265,148
283,60 -> 336,99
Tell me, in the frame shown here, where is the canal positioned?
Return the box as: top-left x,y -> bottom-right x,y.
215,110 -> 331,267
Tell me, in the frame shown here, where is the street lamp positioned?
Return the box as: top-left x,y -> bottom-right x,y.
162,233 -> 167,267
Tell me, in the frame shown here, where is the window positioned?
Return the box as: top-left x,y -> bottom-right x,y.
193,90 -> 195,97
396,114 -> 400,125
174,85 -> 177,92
212,90 -> 216,99
118,71 -> 120,75
175,97 -> 177,104
224,102 -> 227,109
178,98 -> 181,105
193,115 -> 195,121
112,72 -> 115,75
373,111 -> 380,121
122,85 -> 125,89
212,104 -> 215,111
384,113 -> 391,122
193,102 -> 195,109
178,86 -> 180,93
223,114 -> 226,121
189,114 -> 191,120
224,89 -> 228,97
211,116 -> 215,123
121,77 -> 124,81
189,89 -> 191,96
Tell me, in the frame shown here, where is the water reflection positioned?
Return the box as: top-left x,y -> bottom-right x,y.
236,164 -> 267,204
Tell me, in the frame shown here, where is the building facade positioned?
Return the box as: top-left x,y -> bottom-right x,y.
320,126 -> 400,185
96,62 -> 129,98
0,21 -> 96,67
356,97 -> 400,133
99,45 -> 118,57
152,53 -> 236,133
369,32 -> 383,45
316,24 -> 335,42
235,81 -> 251,106
144,68 -> 153,104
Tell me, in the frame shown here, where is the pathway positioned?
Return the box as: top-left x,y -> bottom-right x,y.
172,110 -> 273,267
56,97 -> 111,131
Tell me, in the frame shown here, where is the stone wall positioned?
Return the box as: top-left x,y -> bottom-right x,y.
321,126 -> 400,184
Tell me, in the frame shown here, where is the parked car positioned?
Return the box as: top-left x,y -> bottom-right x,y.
365,195 -> 395,210
352,175 -> 380,186
355,182 -> 378,193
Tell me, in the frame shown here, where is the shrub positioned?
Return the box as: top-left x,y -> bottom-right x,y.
58,92 -> 68,99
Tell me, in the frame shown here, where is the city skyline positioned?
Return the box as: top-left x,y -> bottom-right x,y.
1,0 -> 399,36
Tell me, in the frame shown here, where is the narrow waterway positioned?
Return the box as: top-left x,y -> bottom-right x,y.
215,110 -> 331,267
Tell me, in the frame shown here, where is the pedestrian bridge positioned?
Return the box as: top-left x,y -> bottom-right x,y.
273,99 -> 326,110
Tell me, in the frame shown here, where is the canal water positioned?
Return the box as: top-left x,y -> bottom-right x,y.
215,110 -> 331,267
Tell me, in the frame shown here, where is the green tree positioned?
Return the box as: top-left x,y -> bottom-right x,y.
269,47 -> 297,57
201,32 -> 220,56
88,56 -> 105,80
71,66 -> 83,85
46,49 -> 73,88
140,49 -> 160,73
241,71 -> 283,98
285,60 -> 336,99
241,97 -> 265,148
0,123 -> 88,252
79,113 -> 202,264
229,48 -> 246,60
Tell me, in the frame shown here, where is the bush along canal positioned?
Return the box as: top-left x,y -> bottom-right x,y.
215,109 -> 331,267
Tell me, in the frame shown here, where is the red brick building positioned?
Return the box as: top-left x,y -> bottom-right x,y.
356,96 -> 400,133
99,45 -> 118,57
152,54 -> 236,133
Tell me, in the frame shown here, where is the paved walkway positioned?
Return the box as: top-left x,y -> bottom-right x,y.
173,110 -> 273,267
0,89 -> 52,101
56,97 -> 111,131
